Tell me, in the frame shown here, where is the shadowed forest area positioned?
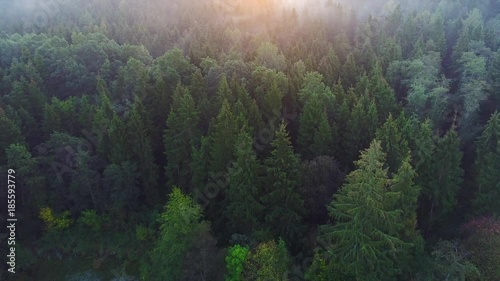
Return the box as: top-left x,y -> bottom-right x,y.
0,0 -> 500,280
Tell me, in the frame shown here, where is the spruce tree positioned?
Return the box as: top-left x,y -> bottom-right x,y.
125,97 -> 159,205
376,114 -> 410,174
92,89 -> 115,161
298,97 -> 333,159
230,74 -> 263,134
422,128 -> 463,233
473,112 -> 500,216
323,140 -> 403,281
164,89 -> 200,191
209,99 -> 239,174
191,136 -> 210,195
226,129 -> 265,235
344,94 -> 378,169
215,74 -> 233,110
263,122 -> 305,245
0,112 -> 24,165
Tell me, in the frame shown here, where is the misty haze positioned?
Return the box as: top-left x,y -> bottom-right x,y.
1,0 -> 500,280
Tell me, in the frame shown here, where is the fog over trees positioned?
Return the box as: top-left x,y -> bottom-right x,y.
1,0 -> 500,280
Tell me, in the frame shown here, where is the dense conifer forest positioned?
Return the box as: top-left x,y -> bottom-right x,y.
0,0 -> 499,280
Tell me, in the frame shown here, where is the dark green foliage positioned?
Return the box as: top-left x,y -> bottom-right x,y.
462,217 -> 500,281
102,161 -> 140,214
298,97 -> 334,159
226,130 -> 265,235
125,98 -> 159,205
473,112 -> 500,216
419,128 -> 464,233
191,136 -> 211,194
263,123 -> 305,245
2,0 -> 500,278
0,111 -> 24,164
343,94 -> 379,168
301,156 -> 344,224
322,140 -> 403,281
376,114 -> 410,173
164,86 -> 200,191
209,99 -> 239,174
430,240 -> 480,281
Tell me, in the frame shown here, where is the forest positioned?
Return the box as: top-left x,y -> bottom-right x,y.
0,0 -> 499,280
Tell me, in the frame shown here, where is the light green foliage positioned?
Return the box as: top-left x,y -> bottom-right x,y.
122,58 -> 149,99
154,47 -> 195,84
387,52 -> 449,128
142,187 -> 206,281
92,90 -> 115,160
458,51 -> 488,137
243,239 -> 291,281
42,96 -> 81,136
39,207 -> 73,231
452,8 -> 485,63
318,48 -> 340,87
216,75 -> 234,109
255,42 -> 287,72
78,210 -> 101,230
298,72 -> 335,113
226,245 -> 250,281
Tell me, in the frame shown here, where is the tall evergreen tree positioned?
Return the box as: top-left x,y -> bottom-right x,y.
473,112 -> 500,216
92,89 -> 115,161
191,136 -> 210,196
226,129 -> 265,235
343,94 -> 378,169
422,128 -> 464,233
125,97 -> 159,205
322,140 -> 403,281
298,96 -> 334,159
164,88 -> 200,191
215,74 -> 233,110
142,188 -> 210,281
209,99 -> 239,174
230,74 -> 263,134
263,122 -> 305,245
376,114 -> 410,174
0,111 -> 24,165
